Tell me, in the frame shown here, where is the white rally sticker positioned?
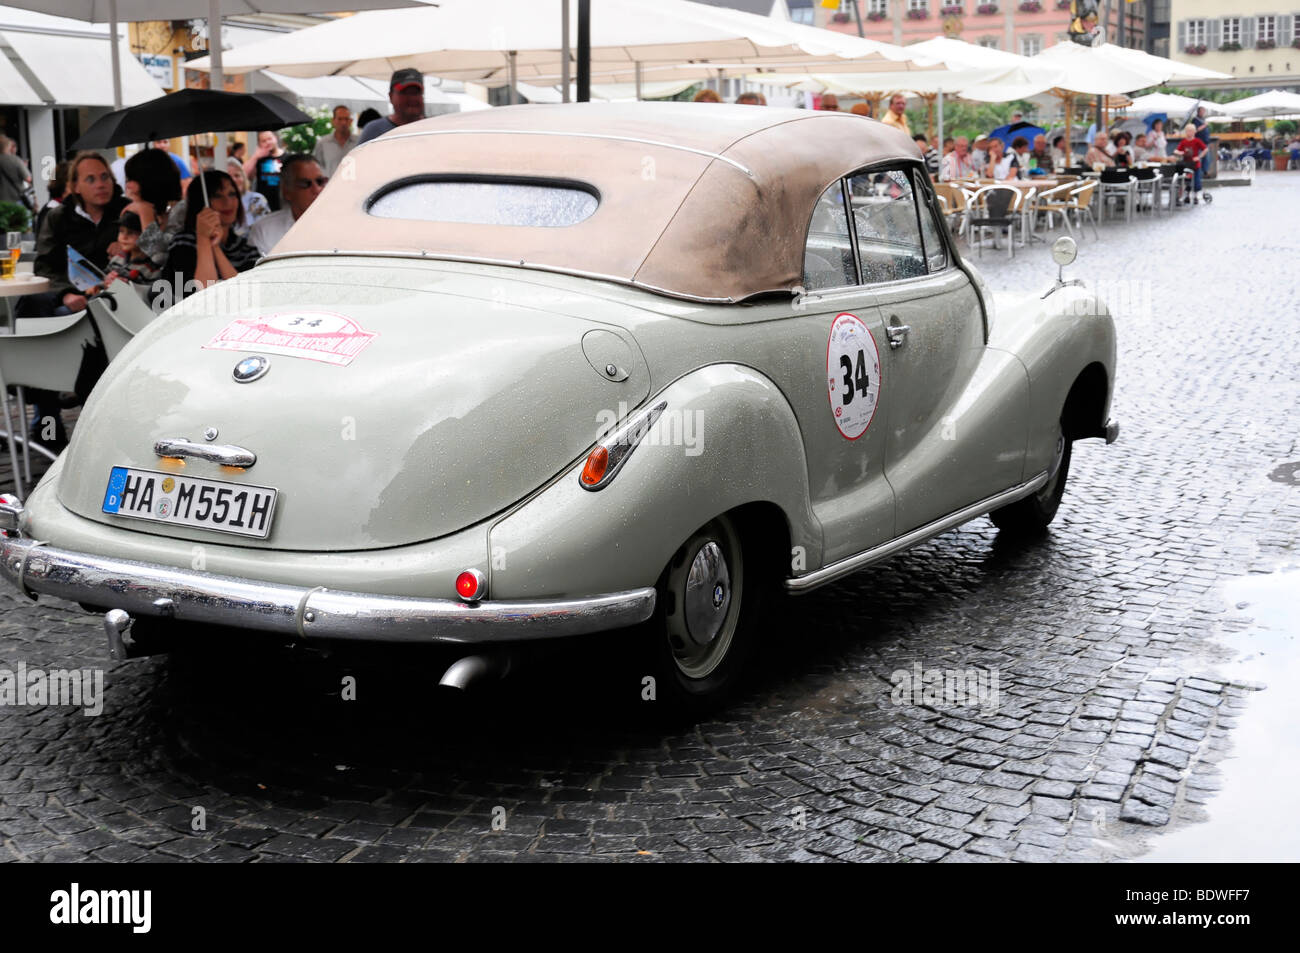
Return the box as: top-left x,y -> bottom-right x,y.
826,312 -> 881,440
203,311 -> 377,367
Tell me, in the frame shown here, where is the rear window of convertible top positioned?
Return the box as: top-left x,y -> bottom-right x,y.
366,176 -> 599,227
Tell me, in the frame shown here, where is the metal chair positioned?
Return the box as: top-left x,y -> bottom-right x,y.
0,311 -> 98,500
965,185 -> 1023,259
1131,167 -> 1160,215
87,282 -> 160,361
1099,169 -> 1136,223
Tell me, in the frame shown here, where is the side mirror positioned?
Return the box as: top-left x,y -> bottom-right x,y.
1051,236 -> 1078,268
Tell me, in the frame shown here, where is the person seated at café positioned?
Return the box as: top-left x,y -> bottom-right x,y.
1132,133 -> 1167,164
1030,134 -> 1052,167
850,102 -> 872,118
226,161 -> 271,236
1051,135 -> 1072,168
939,136 -> 974,181
161,170 -> 259,304
913,134 -> 939,175
1009,136 -> 1034,176
1085,132 -> 1116,168
942,137 -> 955,156
985,138 -> 1020,181
103,210 -> 162,287
120,147 -> 182,276
1111,131 -> 1135,167
249,154 -> 328,256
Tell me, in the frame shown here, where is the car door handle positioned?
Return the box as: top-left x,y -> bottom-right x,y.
155,438 -> 257,469
886,323 -> 911,349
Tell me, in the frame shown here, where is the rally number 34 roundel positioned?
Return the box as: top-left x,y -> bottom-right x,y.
826,312 -> 882,440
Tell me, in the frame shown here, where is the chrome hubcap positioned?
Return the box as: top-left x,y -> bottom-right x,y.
683,541 -> 730,651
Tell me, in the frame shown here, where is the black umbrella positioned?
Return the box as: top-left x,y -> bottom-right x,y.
71,88 -> 312,150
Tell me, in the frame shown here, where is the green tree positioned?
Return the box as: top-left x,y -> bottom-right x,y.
278,107 -> 333,155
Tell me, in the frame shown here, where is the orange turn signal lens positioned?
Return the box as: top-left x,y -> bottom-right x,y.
580,446 -> 610,487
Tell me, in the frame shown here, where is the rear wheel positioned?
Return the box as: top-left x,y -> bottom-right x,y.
990,424 -> 1072,535
639,514 -> 768,717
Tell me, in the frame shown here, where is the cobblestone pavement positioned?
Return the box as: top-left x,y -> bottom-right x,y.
2,174 -> 1298,863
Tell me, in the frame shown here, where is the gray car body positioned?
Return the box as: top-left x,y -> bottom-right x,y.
15,200 -> 1115,612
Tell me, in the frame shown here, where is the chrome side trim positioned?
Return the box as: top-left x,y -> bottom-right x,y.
785,471 -> 1051,594
154,438 -> 257,468
368,128 -> 756,178
0,538 -> 656,645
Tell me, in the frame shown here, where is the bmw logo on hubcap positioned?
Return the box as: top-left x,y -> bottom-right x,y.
233,356 -> 270,383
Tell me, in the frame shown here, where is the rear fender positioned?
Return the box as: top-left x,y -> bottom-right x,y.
488,363 -> 820,599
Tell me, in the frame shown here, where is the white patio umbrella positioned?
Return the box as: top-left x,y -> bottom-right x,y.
186,0 -> 927,96
1219,89 -> 1300,120
1125,92 -> 1223,117
0,0 -> 430,109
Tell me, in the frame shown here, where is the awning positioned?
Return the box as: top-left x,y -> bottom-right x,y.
0,30 -> 162,106
0,42 -> 42,104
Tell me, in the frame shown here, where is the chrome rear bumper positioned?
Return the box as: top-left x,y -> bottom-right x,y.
0,527 -> 655,645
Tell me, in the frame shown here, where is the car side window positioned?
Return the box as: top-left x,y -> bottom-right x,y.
802,181 -> 857,291
912,171 -> 949,273
846,169 -> 927,284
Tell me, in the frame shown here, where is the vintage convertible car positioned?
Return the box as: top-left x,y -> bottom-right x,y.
0,103 -> 1116,710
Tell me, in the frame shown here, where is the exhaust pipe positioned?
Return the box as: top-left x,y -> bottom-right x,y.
439,653 -> 511,691
102,609 -> 172,661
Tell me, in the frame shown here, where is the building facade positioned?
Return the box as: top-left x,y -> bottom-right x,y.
787,0 -> 1149,54
1169,1 -> 1300,90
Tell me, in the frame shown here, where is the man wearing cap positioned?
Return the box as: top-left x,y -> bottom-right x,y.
358,69 -> 427,145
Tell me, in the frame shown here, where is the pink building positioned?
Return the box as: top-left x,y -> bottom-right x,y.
789,0 -> 1146,57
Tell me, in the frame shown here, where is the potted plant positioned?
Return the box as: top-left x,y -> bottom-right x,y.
906,5 -> 930,19
1219,41 -> 1242,52
1256,39 -> 1276,50
976,2 -> 998,15
0,200 -> 31,236
1019,0 -> 1042,12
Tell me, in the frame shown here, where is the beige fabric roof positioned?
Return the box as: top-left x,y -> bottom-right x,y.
272,102 -> 920,303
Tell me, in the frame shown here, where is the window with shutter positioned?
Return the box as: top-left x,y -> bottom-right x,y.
1242,16 -> 1255,48
1280,14 -> 1294,47
1208,17 -> 1221,48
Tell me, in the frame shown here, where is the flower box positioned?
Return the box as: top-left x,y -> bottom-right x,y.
1184,44 -> 1206,55
1219,41 -> 1241,52
1256,39 -> 1276,50
1055,0 -> 1070,8
941,3 -> 964,14
1292,37 -> 1300,49
906,7 -> 930,19
1018,0 -> 1042,12
867,10 -> 889,20
831,11 -> 851,22
976,3 -> 998,15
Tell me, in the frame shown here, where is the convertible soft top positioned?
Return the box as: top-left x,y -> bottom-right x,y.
270,101 -> 920,303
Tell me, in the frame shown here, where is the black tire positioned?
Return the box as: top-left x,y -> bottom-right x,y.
990,427 -> 1072,535
636,513 -> 769,718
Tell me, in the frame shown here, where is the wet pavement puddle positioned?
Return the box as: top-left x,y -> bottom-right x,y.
1139,568 -> 1300,862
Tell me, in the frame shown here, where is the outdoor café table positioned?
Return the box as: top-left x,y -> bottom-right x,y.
0,273 -> 47,333
0,273 -> 50,494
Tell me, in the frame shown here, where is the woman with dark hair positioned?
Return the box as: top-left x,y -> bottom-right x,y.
162,170 -> 258,301
33,160 -> 70,239
121,147 -> 182,275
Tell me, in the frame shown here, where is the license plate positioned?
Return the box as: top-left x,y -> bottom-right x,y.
102,466 -> 277,539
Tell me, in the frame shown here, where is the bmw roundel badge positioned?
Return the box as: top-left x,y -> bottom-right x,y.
233,355 -> 270,383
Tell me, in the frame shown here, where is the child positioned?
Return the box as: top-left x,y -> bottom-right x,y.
105,211 -> 162,285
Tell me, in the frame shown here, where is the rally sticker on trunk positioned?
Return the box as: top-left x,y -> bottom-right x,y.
203,311 -> 377,367
826,312 -> 881,440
